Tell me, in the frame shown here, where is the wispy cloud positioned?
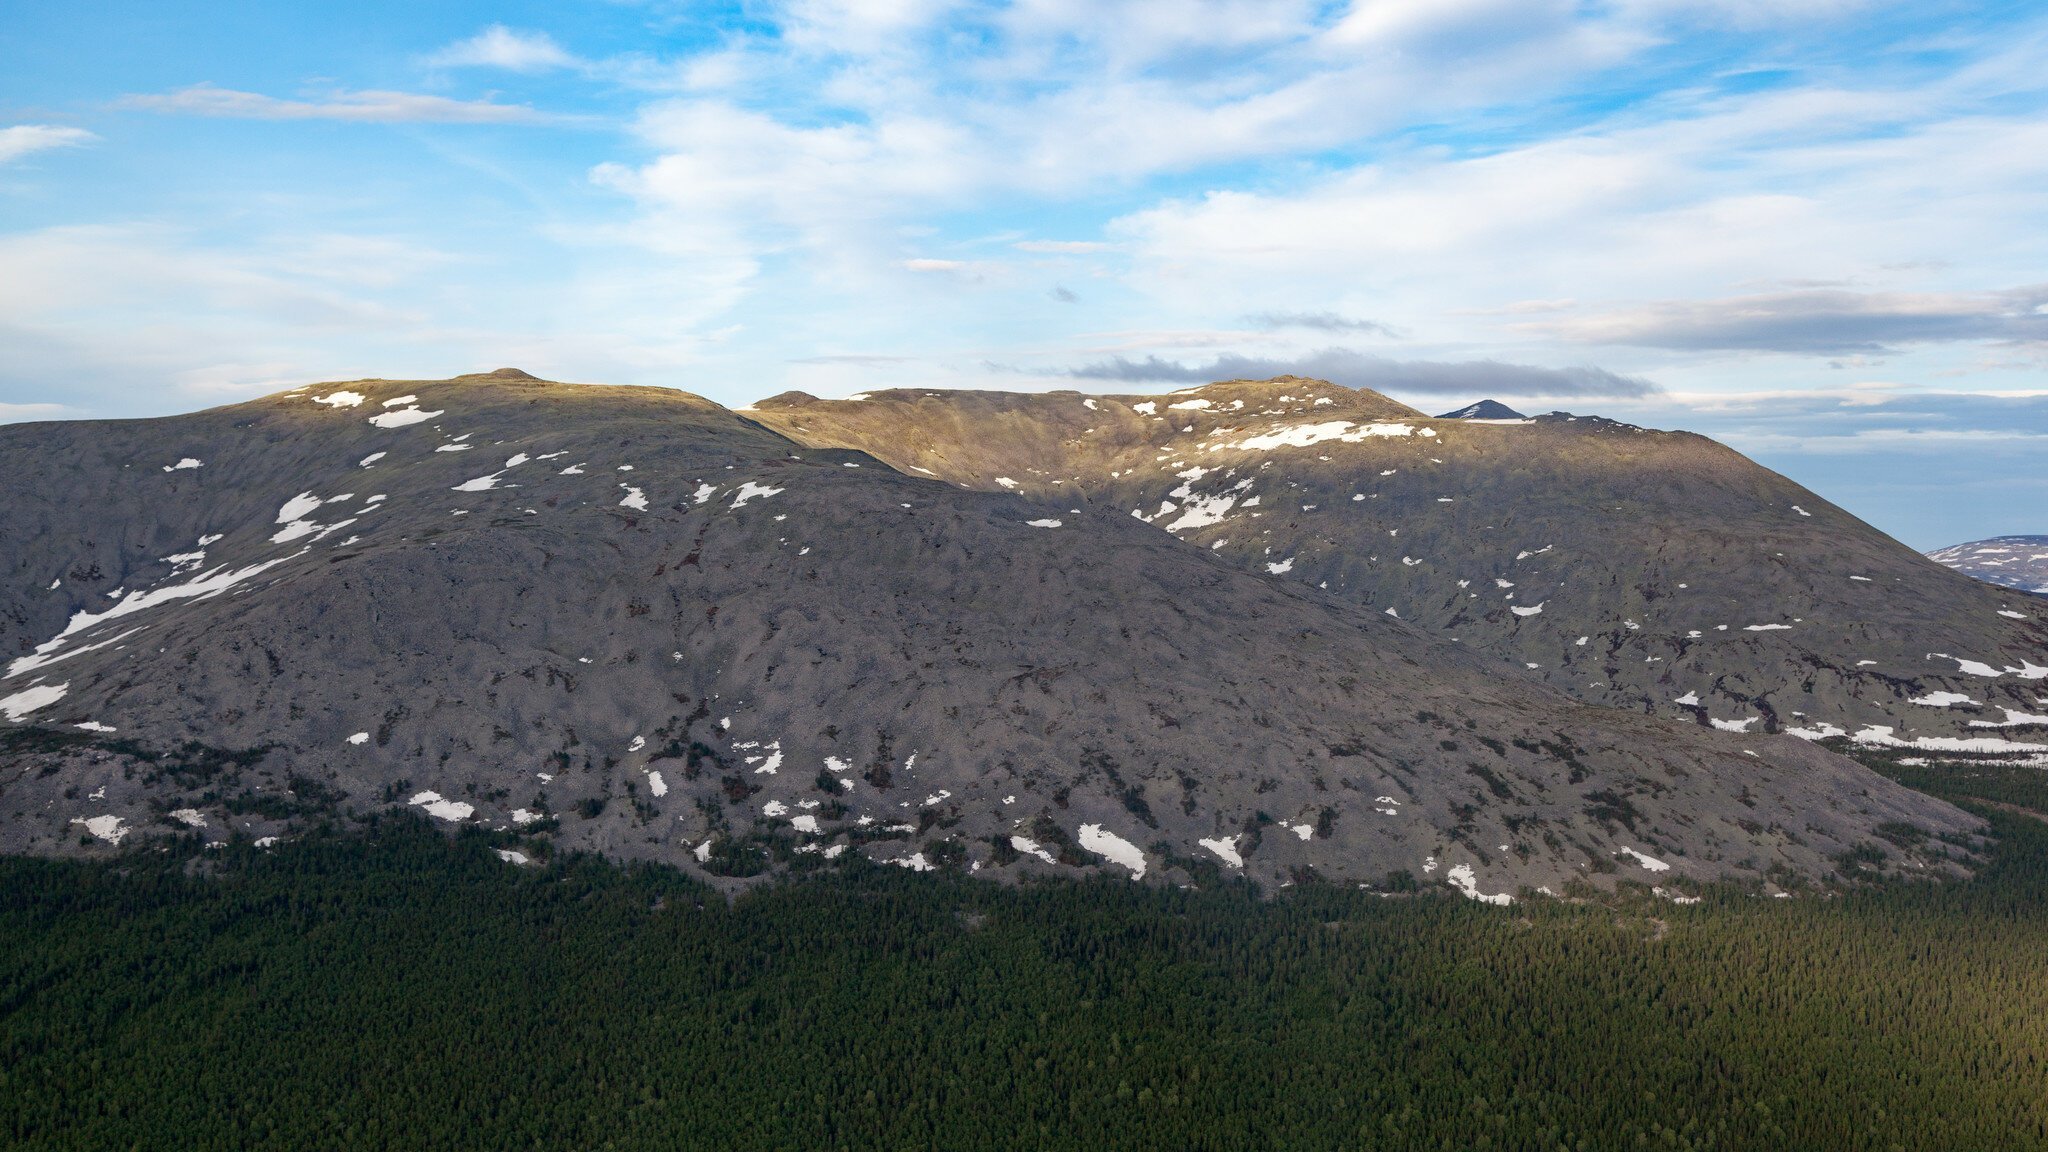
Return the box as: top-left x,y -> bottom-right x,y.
1063,348 -> 1659,397
1534,286 -> 2048,353
1246,310 -> 1398,335
0,125 -> 96,165
1014,240 -> 1113,254
120,84 -> 564,125
425,25 -> 578,72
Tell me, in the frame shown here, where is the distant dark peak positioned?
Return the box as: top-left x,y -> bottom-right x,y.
753,390 -> 822,409
1436,400 -> 1526,420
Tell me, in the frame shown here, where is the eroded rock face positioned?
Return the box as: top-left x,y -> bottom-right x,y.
750,377 -> 2048,762
0,373 -> 1983,895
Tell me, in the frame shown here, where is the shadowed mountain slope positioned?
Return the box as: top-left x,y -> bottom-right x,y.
750,377 -> 2048,762
0,373 -> 1982,896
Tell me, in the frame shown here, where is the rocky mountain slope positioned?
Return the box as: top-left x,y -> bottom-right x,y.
749,377 -> 2048,764
1929,536 -> 2048,595
0,372 -> 1978,896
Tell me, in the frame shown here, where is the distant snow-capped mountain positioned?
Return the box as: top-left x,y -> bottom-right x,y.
1928,536 -> 2048,594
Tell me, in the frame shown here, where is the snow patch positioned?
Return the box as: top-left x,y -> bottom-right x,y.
367,405 -> 443,429
1,682 -> 68,720
1077,824 -> 1147,878
1198,836 -> 1243,867
1619,847 -> 1671,872
1446,864 -> 1512,905
1230,421 -> 1413,451
71,815 -> 128,843
408,791 -> 474,822
1910,691 -> 1978,707
730,481 -> 784,508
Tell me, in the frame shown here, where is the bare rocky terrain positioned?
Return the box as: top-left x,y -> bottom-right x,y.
0,371 -> 1992,897
751,377 -> 2048,767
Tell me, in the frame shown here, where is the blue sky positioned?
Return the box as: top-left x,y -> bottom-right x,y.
2,0 -> 2045,548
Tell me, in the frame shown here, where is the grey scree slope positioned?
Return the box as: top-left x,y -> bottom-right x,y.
751,377 -> 2048,760
0,372 -> 1980,898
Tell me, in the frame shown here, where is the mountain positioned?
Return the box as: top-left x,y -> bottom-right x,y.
748,377 -> 2048,763
1929,536 -> 2048,595
0,372 -> 1977,896
1437,400 -> 1527,420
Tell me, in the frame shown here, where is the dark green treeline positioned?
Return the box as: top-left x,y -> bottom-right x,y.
3,790 -> 2046,1151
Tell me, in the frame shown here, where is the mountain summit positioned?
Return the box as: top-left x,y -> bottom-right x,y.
0,373 -> 1980,895
1437,400 -> 1527,420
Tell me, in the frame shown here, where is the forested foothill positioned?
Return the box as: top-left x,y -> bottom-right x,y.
2,759 -> 2045,1152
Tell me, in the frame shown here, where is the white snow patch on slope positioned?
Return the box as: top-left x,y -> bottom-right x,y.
1619,847 -> 1671,872
6,627 -> 144,679
368,405 -> 443,428
1674,691 -> 1700,706
454,473 -> 508,492
1131,401 -> 1157,415
1910,691 -> 1978,707
1231,421 -> 1413,451
1267,558 -> 1294,575
408,791 -> 474,822
1853,726 -> 2048,754
8,549 -> 284,676
1,682 -> 68,720
1971,709 -> 2048,729
1011,837 -> 1058,865
1744,624 -> 1792,632
1446,863 -> 1513,905
163,458 -> 203,472
1169,398 -> 1212,410
619,486 -> 648,510
314,391 -> 366,408
647,770 -> 668,797
1711,717 -> 1756,732
346,732 -> 369,745
1026,518 -> 1063,528
1199,836 -> 1243,867
71,815 -> 128,843
1163,494 -> 1237,531
496,849 -> 532,865
731,481 -> 784,508
1078,824 -> 1146,878
1511,603 -> 1545,617
170,808 -> 207,827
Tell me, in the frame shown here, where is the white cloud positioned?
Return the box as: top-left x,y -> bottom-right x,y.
120,85 -> 563,125
0,125 -> 96,165
427,25 -> 578,72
